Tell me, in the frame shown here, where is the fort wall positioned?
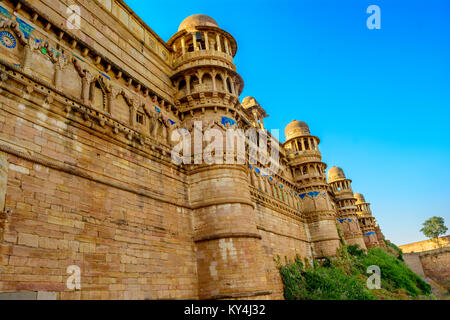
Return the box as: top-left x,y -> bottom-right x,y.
0,0 -> 387,299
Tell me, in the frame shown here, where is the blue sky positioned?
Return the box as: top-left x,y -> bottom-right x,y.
125,0 -> 450,245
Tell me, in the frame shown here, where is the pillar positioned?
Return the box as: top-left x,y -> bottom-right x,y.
204,32 -> 209,50
181,37 -> 186,55
216,34 -> 222,52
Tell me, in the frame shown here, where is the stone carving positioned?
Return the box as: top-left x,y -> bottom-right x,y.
0,19 -> 27,46
53,52 -> 67,90
73,58 -> 93,105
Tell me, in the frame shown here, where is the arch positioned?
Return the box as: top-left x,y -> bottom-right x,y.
114,92 -> 132,124
178,79 -> 186,91
90,77 -> 108,112
226,77 -> 233,94
190,75 -> 199,92
185,36 -> 195,52
302,165 -> 308,175
201,73 -> 213,91
215,73 -> 224,91
304,138 -> 310,150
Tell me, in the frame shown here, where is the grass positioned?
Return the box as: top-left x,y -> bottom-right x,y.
277,244 -> 432,300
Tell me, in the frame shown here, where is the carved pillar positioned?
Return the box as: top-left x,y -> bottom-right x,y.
204,32 -> 209,50
108,86 -> 120,115
151,114 -> 158,137
81,71 -> 93,105
211,71 -> 217,91
130,100 -> 139,128
186,75 -> 191,95
216,33 -> 221,52
181,37 -> 186,55
192,33 -> 198,51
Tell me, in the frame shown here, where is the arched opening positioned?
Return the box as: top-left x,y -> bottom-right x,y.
190,75 -> 199,92
215,74 -> 224,91
226,78 -> 233,93
304,139 -> 310,150
178,79 -> 187,96
114,94 -> 130,124
202,73 -> 213,91
186,37 -> 194,52
195,32 -> 206,50
91,79 -> 107,112
178,79 -> 186,90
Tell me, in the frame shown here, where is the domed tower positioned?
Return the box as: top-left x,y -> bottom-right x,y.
169,15 -> 270,300
328,168 -> 367,250
283,121 -> 341,258
355,193 -> 384,248
168,14 -> 243,126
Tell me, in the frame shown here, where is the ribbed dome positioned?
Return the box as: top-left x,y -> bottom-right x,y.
285,120 -> 311,140
328,166 -> 346,182
354,193 -> 366,204
178,14 -> 219,32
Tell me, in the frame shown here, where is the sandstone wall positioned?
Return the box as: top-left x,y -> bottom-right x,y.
255,203 -> 311,299
0,91 -> 197,299
399,236 -> 450,253
30,0 -> 174,102
419,248 -> 450,289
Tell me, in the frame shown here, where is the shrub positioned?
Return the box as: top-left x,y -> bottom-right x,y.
278,244 -> 432,300
278,254 -> 376,300
358,248 -> 431,297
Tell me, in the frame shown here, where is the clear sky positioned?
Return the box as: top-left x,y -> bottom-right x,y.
124,0 -> 450,246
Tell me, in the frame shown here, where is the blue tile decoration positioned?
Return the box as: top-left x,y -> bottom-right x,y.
100,72 -> 111,80
308,191 -> 320,197
16,17 -> 34,39
337,218 -> 352,223
279,184 -> 283,189
155,106 -> 161,113
249,164 -> 275,182
168,119 -> 176,125
221,116 -> 236,127
300,191 -> 321,199
0,31 -> 16,49
0,6 -> 12,18
73,54 -> 84,62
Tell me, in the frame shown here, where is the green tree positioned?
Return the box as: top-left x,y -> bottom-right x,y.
420,217 -> 448,247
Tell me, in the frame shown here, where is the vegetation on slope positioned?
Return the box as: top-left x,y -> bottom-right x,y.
277,245 -> 432,300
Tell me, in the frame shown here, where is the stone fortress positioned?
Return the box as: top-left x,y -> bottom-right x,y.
0,0 -> 385,299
